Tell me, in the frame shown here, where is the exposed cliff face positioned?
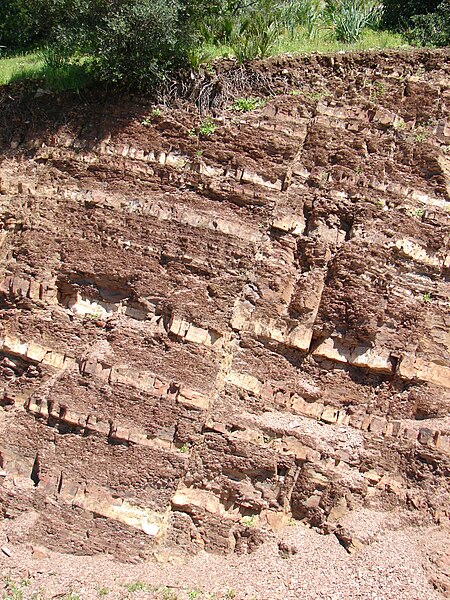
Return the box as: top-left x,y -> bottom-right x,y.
0,48 -> 449,597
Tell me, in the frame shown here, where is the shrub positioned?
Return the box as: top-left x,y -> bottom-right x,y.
325,0 -> 383,43
0,0 -> 46,51
407,0 -> 450,46
32,0 -> 204,90
382,0 -> 441,29
88,1 -> 183,88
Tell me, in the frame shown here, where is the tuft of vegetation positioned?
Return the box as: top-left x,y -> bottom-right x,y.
178,442 -> 191,453
325,0 -> 383,43
158,587 -> 178,600
199,117 -> 217,136
230,96 -> 267,112
126,581 -> 151,593
422,292 -> 432,303
240,515 -> 257,527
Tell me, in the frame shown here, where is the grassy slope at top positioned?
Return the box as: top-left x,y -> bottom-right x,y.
0,28 -> 407,91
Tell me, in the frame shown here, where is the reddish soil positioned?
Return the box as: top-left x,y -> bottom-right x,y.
0,47 -> 449,599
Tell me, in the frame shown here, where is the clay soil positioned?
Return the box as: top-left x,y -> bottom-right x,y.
0,48 -> 449,599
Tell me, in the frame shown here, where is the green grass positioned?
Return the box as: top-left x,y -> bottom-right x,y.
197,27 -> 407,63
0,28 -> 408,92
0,52 -> 43,84
270,26 -> 407,55
0,51 -> 93,91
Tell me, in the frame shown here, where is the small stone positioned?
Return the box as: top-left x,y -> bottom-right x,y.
32,546 -> 48,560
1,546 -> 11,557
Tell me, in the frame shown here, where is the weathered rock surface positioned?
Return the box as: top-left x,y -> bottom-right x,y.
0,48 -> 449,596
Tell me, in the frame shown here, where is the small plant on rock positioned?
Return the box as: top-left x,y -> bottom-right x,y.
415,130 -> 427,143
159,587 -> 178,600
84,312 -> 101,322
422,292 -> 432,303
393,118 -> 406,130
230,97 -> 267,112
199,118 -> 217,137
240,515 -> 256,527
126,582 -> 150,593
141,108 -> 162,125
409,207 -> 424,218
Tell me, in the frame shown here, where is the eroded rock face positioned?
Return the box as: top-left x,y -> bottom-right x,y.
0,49 -> 449,583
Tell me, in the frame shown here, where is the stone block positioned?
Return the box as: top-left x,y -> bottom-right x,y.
128,430 -> 147,445
169,316 -> 189,337
3,335 -> 28,358
361,414 -> 372,431
63,356 -> 76,370
11,277 -> 30,297
387,420 -> 402,437
369,416 -> 387,435
0,279 -> 11,296
177,388 -> 210,410
286,325 -> 314,352
349,414 -> 365,429
38,401 -> 49,417
48,402 -> 60,419
111,426 -> 129,442
350,347 -> 393,374
225,371 -> 262,395
304,402 -> 324,420
27,399 -> 40,414
42,351 -> 65,369
403,428 -> 418,442
26,343 -> 48,363
64,410 -> 82,427
313,337 -> 350,364
418,427 -> 434,445
59,479 -> 79,501
38,476 -> 56,496
185,324 -> 209,345
321,406 -> 339,424
433,431 -> 441,448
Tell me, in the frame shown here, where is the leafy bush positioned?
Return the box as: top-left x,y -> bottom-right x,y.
407,0 -> 450,46
33,0 -> 202,89
0,0 -> 46,51
325,0 -> 383,43
89,1 -> 183,88
382,0 -> 441,29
